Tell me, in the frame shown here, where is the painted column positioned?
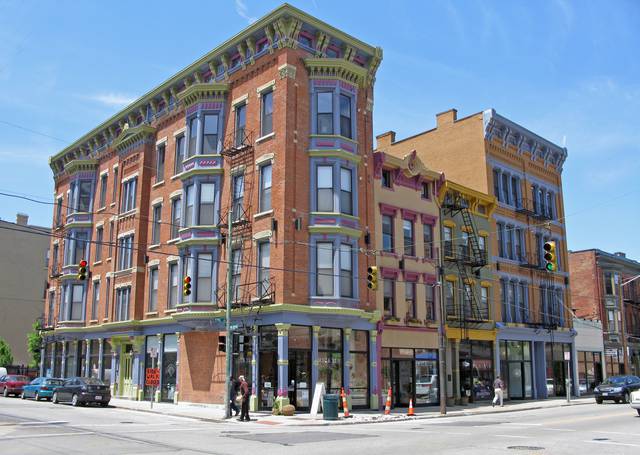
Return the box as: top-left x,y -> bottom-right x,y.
343,328 -> 351,406
174,332 -> 181,404
49,342 -> 55,377
452,339 -> 460,401
60,341 -> 67,378
275,323 -> 290,408
311,326 -> 320,393
110,345 -> 118,396
71,340 -> 79,376
250,329 -> 259,411
494,339 -> 501,379
84,340 -> 91,377
97,339 -> 104,381
571,339 -> 579,397
155,334 -> 164,402
39,347 -> 45,377
132,337 -> 144,401
530,338 -> 538,399
369,329 -> 378,410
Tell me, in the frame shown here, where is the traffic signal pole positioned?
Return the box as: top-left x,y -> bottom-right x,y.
223,210 -> 233,419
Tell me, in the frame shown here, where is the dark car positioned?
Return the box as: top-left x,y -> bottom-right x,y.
0,375 -> 30,397
21,377 -> 64,401
593,375 -> 640,404
52,377 -> 111,407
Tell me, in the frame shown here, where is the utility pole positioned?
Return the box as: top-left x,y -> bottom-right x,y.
223,210 -> 233,419
437,213 -> 447,415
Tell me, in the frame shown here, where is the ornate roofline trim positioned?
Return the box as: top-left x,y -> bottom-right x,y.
113,124 -> 156,153
304,58 -> 369,87
177,83 -> 230,107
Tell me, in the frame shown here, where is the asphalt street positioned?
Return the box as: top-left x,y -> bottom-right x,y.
0,396 -> 638,454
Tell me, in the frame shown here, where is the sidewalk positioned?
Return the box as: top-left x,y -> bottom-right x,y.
111,396 -> 594,426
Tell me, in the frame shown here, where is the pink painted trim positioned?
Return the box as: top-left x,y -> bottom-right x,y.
383,325 -> 438,333
401,208 -> 417,221
423,273 -> 437,284
378,203 -> 398,216
421,213 -> 437,225
380,267 -> 399,279
403,271 -> 420,282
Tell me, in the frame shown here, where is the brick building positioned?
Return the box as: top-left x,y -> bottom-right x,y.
569,249 -> 640,377
42,4 -> 383,410
377,108 -> 576,399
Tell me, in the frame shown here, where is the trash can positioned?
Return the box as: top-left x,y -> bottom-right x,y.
322,394 -> 339,420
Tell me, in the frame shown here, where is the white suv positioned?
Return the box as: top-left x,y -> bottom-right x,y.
630,390 -> 640,416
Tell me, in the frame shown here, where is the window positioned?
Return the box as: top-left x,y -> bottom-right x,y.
188,117 -> 198,157
115,287 -> 130,321
184,185 -> 194,227
493,169 -> 501,201
546,192 -> 553,218
156,144 -> 165,182
445,280 -> 455,317
171,197 -> 181,239
55,198 -> 63,226
381,169 -> 392,188
198,183 -> 215,225
317,165 -> 333,212
511,176 -> 519,206
203,114 -> 218,153
501,173 -> 510,205
235,103 -> 246,146
316,92 -> 333,134
73,232 -> 88,264
425,284 -> 435,321
168,263 -> 178,309
403,219 -> 414,256
259,164 -> 272,212
47,291 -> 55,326
70,284 -> 84,321
91,281 -> 100,320
52,244 -> 59,273
382,215 -> 394,253
99,174 -> 108,208
95,227 -> 103,261
480,287 -> 489,320
256,39 -> 269,54
478,236 -> 486,256
108,221 -> 114,257
339,94 -> 352,138
383,279 -> 395,317
340,244 -> 353,298
421,182 -> 430,199
326,47 -> 339,58
406,282 -> 416,318
174,135 -> 185,174
317,242 -> 334,296
340,168 -> 353,215
604,272 -> 614,295
195,254 -> 213,302
151,205 -> 162,245
112,167 -> 118,203
298,33 -> 313,48
149,267 -> 159,311
232,175 -> 244,222
231,248 -> 242,301
514,228 -> 521,261
258,242 -> 270,297
261,90 -> 273,136
506,225 -> 513,260
105,277 -> 110,319
443,226 -> 453,257
423,224 -> 433,259
117,235 -> 134,270
121,178 -> 137,212
78,181 -> 92,212
508,282 -> 516,323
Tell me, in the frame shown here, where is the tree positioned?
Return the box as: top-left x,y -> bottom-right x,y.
0,338 -> 13,366
27,320 -> 43,368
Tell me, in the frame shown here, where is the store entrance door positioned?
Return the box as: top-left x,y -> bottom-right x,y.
288,350 -> 311,410
392,360 -> 413,407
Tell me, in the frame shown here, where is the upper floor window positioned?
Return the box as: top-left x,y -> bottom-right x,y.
445,280 -> 455,316
151,204 -> 162,245
316,92 -> 333,135
259,163 -> 272,212
51,243 -> 59,272
184,185 -> 194,227
175,135 -> 185,174
298,34 -> 313,48
326,46 -> 340,58
198,183 -> 215,225
70,284 -> 84,321
317,165 -> 333,212
73,232 -> 88,264
121,178 -> 137,213
316,242 -> 333,296
55,198 -> 63,226
168,262 -> 179,309
480,286 -> 489,319
203,114 -> 219,154
421,182 -> 430,199
112,167 -> 119,203
339,94 -> 352,138
425,284 -> 435,321
156,144 -> 165,182
493,169 -> 500,201
149,267 -> 159,311
381,169 -> 392,188
382,215 -> 394,252
99,174 -> 108,208
604,272 -> 617,295
256,39 -> 269,54
383,279 -> 395,317
232,175 -> 245,222
339,244 -> 353,298
171,197 -> 182,239
231,248 -> 242,301
423,224 -> 433,259
340,168 -> 353,215
117,235 -> 134,270
91,280 -> 100,321
47,291 -> 55,326
115,287 -> 130,321
261,90 -> 273,136
443,226 -> 453,257
258,241 -> 270,297
403,219 -> 414,256
406,282 -> 416,318
95,227 -> 103,262
235,104 -> 247,146
188,117 -> 198,157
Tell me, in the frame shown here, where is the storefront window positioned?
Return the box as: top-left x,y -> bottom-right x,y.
54,342 -> 63,378
415,349 -> 439,405
259,326 -> 278,409
64,342 -> 79,378
161,334 -> 177,402
144,336 -> 159,399
288,326 -> 311,409
500,341 -> 532,399
102,342 -> 112,383
545,342 -> 572,397
349,330 -> 369,407
318,328 -> 342,394
459,340 -> 494,401
577,351 -> 602,394
232,334 -> 253,386
89,340 -> 100,379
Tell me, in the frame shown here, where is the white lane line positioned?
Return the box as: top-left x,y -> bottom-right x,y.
593,430 -> 636,436
114,428 -> 211,434
503,423 -> 543,426
586,440 -> 640,448
0,432 -> 94,441
494,434 -> 529,439
543,428 -> 576,432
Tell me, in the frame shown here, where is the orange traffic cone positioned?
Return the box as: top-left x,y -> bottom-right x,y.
384,387 -> 392,415
407,398 -> 415,416
341,388 -> 351,418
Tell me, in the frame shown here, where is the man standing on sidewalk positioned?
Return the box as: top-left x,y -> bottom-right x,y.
238,375 -> 250,421
492,375 -> 505,407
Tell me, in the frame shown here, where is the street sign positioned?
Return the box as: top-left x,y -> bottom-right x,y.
149,347 -> 158,359
563,351 -> 571,361
145,368 -> 160,387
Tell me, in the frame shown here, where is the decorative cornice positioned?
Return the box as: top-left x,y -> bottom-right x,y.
112,124 -> 156,154
63,159 -> 98,175
304,58 -> 369,87
177,83 -> 229,107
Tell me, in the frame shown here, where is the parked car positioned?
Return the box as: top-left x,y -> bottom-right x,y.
52,377 -> 111,407
0,375 -> 30,397
630,390 -> 640,416
593,375 -> 640,404
21,377 -> 64,401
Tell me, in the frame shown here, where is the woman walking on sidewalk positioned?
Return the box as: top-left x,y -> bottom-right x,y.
238,375 -> 250,422
492,376 -> 505,407
229,376 -> 240,417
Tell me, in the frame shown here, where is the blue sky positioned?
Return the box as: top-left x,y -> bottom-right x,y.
0,0 -> 638,259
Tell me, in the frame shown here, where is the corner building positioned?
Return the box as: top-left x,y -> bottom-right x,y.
43,4 -> 382,410
377,108 -> 576,400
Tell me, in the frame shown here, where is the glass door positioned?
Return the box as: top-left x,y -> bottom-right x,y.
393,360 -> 414,406
507,362 -> 524,399
288,350 -> 311,410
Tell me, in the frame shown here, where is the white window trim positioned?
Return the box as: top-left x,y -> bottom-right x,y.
95,220 -> 105,228
166,255 -> 179,263
99,169 -> 109,177
173,127 -> 187,137
147,259 -> 160,268
231,164 -> 246,176
117,229 -> 135,239
255,153 -> 274,167
115,282 -> 133,290
253,230 -> 272,241
169,189 -> 183,199
256,79 -> 276,94
121,172 -> 139,183
232,93 -> 249,107
256,132 -> 275,144
92,275 -> 101,282
156,136 -> 168,146
152,197 -> 163,206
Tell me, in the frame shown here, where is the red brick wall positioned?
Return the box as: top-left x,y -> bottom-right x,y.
569,250 -> 601,320
178,331 -> 225,404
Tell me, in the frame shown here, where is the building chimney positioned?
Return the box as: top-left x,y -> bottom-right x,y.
436,108 -> 458,127
375,131 -> 396,150
16,213 -> 29,226
614,252 -> 626,258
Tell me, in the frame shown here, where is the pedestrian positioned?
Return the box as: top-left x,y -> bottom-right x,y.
229,376 -> 239,417
238,375 -> 250,422
492,375 -> 505,407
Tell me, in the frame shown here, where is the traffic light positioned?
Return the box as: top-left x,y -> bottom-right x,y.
543,241 -> 557,272
77,260 -> 88,280
367,266 -> 378,290
183,276 -> 192,296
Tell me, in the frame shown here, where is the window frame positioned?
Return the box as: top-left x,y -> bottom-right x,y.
403,219 -> 414,256
171,196 -> 182,239
235,103 -> 247,146
99,174 -> 108,208
198,182 -> 216,226
202,113 -> 219,154
91,280 -> 100,321
259,163 -> 272,212
151,204 -> 162,245
95,227 -> 103,262
316,91 -> 333,135
339,93 -> 352,139
168,262 -> 179,309
340,167 -> 353,215
260,90 -> 274,137
156,144 -> 165,183
383,279 -> 395,318
257,241 -> 270,297
316,165 -> 334,212
174,135 -> 185,175
339,243 -> 353,298
316,242 -> 334,297
382,215 -> 394,253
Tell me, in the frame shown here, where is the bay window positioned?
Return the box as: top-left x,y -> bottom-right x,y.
184,185 -> 194,227
339,244 -> 353,298
78,181 -> 92,212
339,94 -> 352,138
196,253 -> 213,302
317,166 -> 333,212
203,114 -> 219,153
316,242 -> 334,296
340,167 -> 352,215
70,284 -> 84,321
198,183 -> 215,225
316,92 -> 333,134
188,117 -> 198,157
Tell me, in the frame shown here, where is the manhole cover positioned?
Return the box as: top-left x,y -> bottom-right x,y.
507,447 -> 545,451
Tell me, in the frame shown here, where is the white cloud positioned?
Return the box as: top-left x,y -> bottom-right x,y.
85,93 -> 136,108
235,0 -> 256,24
